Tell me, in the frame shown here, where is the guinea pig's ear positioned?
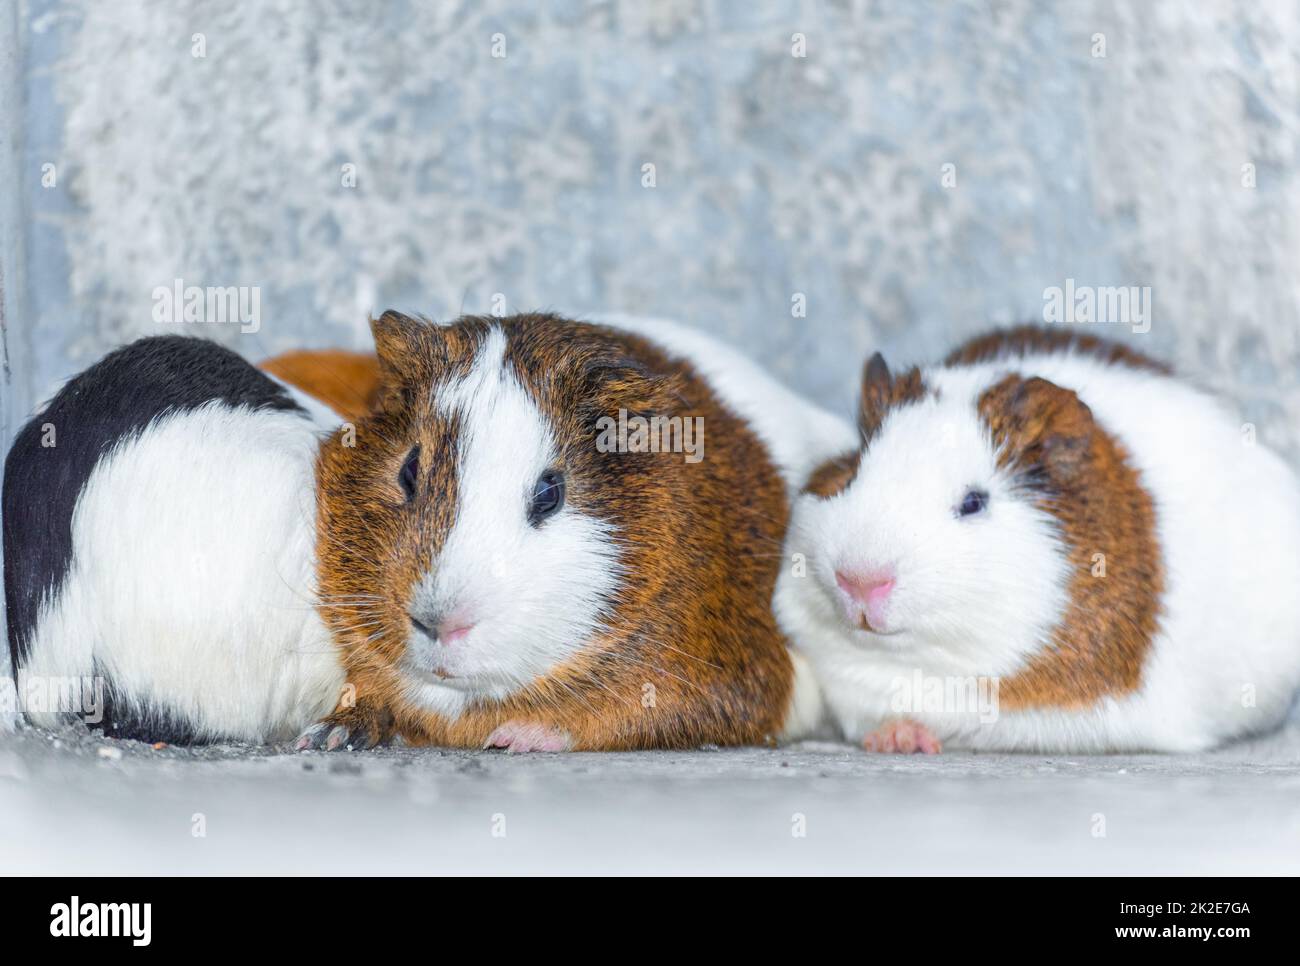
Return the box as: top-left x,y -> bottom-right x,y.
858,352 -> 892,440
369,310 -> 428,383
581,353 -> 685,421
980,374 -> 1095,483
857,353 -> 926,443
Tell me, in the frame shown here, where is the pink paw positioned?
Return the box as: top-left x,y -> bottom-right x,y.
484,721 -> 572,753
862,719 -> 942,754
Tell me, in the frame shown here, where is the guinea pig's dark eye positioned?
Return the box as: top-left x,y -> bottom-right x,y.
957,488 -> 988,518
528,470 -> 565,526
399,445 -> 421,502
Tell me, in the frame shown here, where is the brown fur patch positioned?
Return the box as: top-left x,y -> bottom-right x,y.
313,312 -> 795,749
977,374 -> 1163,709
259,349 -> 381,421
803,450 -> 862,498
946,325 -> 1171,375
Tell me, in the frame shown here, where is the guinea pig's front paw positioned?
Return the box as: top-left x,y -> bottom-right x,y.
294,705 -> 393,752
484,721 -> 572,753
862,719 -> 942,755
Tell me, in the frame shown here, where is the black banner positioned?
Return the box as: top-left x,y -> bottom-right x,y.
8,877 -> 1283,951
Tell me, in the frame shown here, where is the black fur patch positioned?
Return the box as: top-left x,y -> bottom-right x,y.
92,661 -> 207,745
3,335 -> 304,684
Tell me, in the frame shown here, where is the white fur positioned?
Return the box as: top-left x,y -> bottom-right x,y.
776,347 -> 1300,752
399,328 -> 623,712
22,402 -> 345,742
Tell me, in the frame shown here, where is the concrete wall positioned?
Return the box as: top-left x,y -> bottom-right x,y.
9,0 -> 1300,450
2,0 -> 28,445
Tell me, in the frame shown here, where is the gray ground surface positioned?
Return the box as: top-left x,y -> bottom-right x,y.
3,723 -> 1299,875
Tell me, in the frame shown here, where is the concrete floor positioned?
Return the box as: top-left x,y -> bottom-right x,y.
3,723 -> 1299,875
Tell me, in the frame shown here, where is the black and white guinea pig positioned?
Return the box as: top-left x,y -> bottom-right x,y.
775,326 -> 1300,753
3,336 -> 346,743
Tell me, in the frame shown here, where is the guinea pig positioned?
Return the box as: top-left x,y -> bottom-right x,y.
775,325 -> 1300,753
4,336 -> 346,743
296,310 -> 855,752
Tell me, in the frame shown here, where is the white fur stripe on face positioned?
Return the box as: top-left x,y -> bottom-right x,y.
425,328 -> 556,617
403,326 -> 622,703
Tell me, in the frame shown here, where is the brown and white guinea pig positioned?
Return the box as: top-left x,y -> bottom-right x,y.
296,311 -> 855,752
775,325 -> 1300,754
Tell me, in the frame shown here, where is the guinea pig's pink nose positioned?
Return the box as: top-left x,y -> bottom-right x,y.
836,570 -> 895,605
436,619 -> 475,645
834,569 -> 895,631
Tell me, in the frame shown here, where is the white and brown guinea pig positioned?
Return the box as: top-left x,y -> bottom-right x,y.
775,325 -> 1300,753
3,336 -> 347,743
297,310 -> 855,752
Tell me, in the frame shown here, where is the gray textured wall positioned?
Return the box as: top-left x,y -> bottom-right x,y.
2,0 -> 27,444
8,0 -> 1300,464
